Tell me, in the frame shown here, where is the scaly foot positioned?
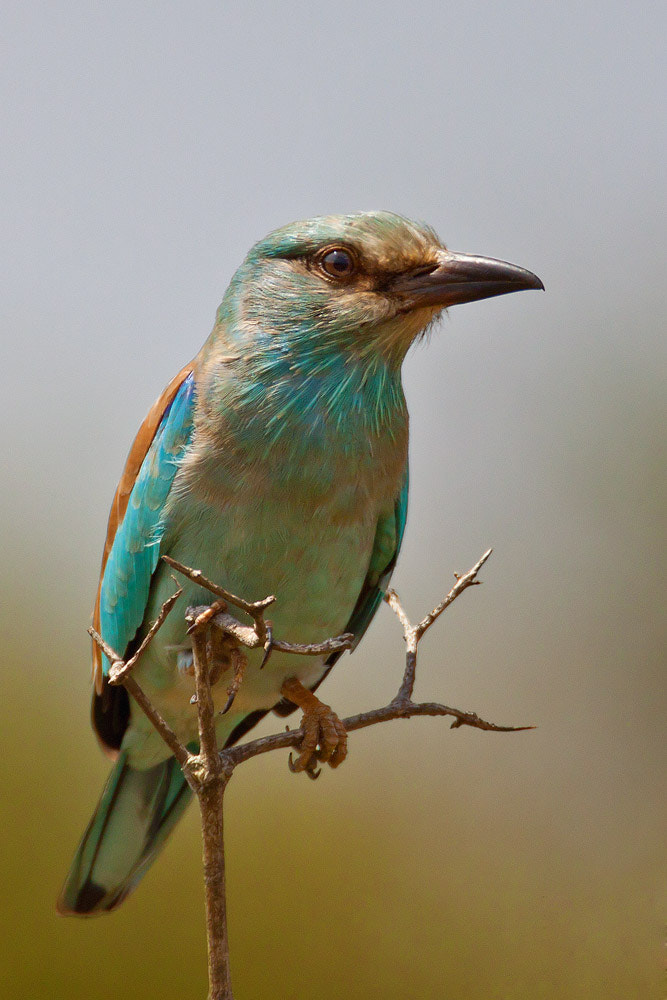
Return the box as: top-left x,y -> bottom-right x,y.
281,677 -> 348,777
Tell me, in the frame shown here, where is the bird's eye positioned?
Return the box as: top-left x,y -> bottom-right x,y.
318,247 -> 356,280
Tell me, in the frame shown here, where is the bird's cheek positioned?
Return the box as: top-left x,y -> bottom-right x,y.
339,290 -> 395,327
369,306 -> 440,355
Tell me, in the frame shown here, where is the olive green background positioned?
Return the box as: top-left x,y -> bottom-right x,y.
1,3 -> 664,998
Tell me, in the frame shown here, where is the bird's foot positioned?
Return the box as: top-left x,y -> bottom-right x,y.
281,677 -> 348,777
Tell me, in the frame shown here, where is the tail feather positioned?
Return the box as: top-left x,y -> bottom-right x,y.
58,750 -> 193,916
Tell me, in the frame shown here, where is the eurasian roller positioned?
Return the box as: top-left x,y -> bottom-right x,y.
59,211 -> 542,915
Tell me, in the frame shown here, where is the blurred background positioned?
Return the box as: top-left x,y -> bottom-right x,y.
1,3 -> 664,998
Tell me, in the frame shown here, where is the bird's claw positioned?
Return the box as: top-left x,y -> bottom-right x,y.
288,753 -> 321,780
288,701 -> 348,776
259,623 -> 274,670
219,647 -> 248,714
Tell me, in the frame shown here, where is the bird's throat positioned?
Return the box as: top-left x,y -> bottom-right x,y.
183,342 -> 409,521
207,341 -> 408,453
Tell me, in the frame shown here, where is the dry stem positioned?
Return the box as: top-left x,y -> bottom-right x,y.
88,548 -> 531,1000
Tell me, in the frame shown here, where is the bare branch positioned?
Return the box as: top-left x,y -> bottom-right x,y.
224,700 -> 533,767
268,634 -> 355,657
163,555 -> 275,616
383,588 -> 420,703
223,548 -> 533,768
384,588 -> 412,634
186,606 -> 260,648
165,554 -> 276,653
122,676 -> 195,774
87,626 -> 123,673
87,627 -> 193,772
107,582 -> 183,685
88,547 -> 530,1000
190,631 -> 222,774
385,547 -> 493,704
189,608 -> 234,998
186,604 -> 354,658
415,547 -> 493,639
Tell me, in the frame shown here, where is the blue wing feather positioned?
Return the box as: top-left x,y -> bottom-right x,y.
99,374 -> 196,673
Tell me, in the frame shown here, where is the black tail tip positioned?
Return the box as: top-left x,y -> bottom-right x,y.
57,878 -> 114,917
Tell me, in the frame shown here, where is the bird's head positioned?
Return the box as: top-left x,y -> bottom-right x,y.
219,211 -> 542,368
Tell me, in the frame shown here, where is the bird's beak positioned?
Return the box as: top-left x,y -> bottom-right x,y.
392,249 -> 544,310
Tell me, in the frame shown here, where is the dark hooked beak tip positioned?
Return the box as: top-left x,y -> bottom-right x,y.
393,250 -> 544,310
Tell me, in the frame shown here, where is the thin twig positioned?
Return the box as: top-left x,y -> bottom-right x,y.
415,547 -> 493,639
108,583 -> 183,684
264,634 -> 355,656
165,554 -> 275,653
384,588 -> 420,704
386,547 -> 493,704
122,676 -> 194,773
163,555 -> 275,616
186,608 -> 260,648
186,605 -> 354,657
385,588 -> 412,635
87,627 -> 193,772
87,626 -> 123,673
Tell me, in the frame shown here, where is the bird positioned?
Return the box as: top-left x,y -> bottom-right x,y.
58,211 -> 542,916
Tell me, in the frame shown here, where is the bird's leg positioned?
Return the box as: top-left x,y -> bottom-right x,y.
281,677 -> 348,774
207,628 -> 237,688
185,630 -> 243,708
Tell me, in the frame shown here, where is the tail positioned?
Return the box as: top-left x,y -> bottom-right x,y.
57,751 -> 193,916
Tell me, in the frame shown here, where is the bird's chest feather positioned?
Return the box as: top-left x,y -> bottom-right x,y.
166,403 -> 407,630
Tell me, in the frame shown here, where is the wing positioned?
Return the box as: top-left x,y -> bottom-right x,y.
91,364 -> 196,752
272,463 -> 409,718
342,462 -> 409,651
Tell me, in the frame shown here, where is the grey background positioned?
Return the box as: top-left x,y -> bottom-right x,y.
1,3 -> 664,998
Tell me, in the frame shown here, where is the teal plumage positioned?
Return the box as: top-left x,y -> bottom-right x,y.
99,372 -> 196,677
59,212 -> 542,915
